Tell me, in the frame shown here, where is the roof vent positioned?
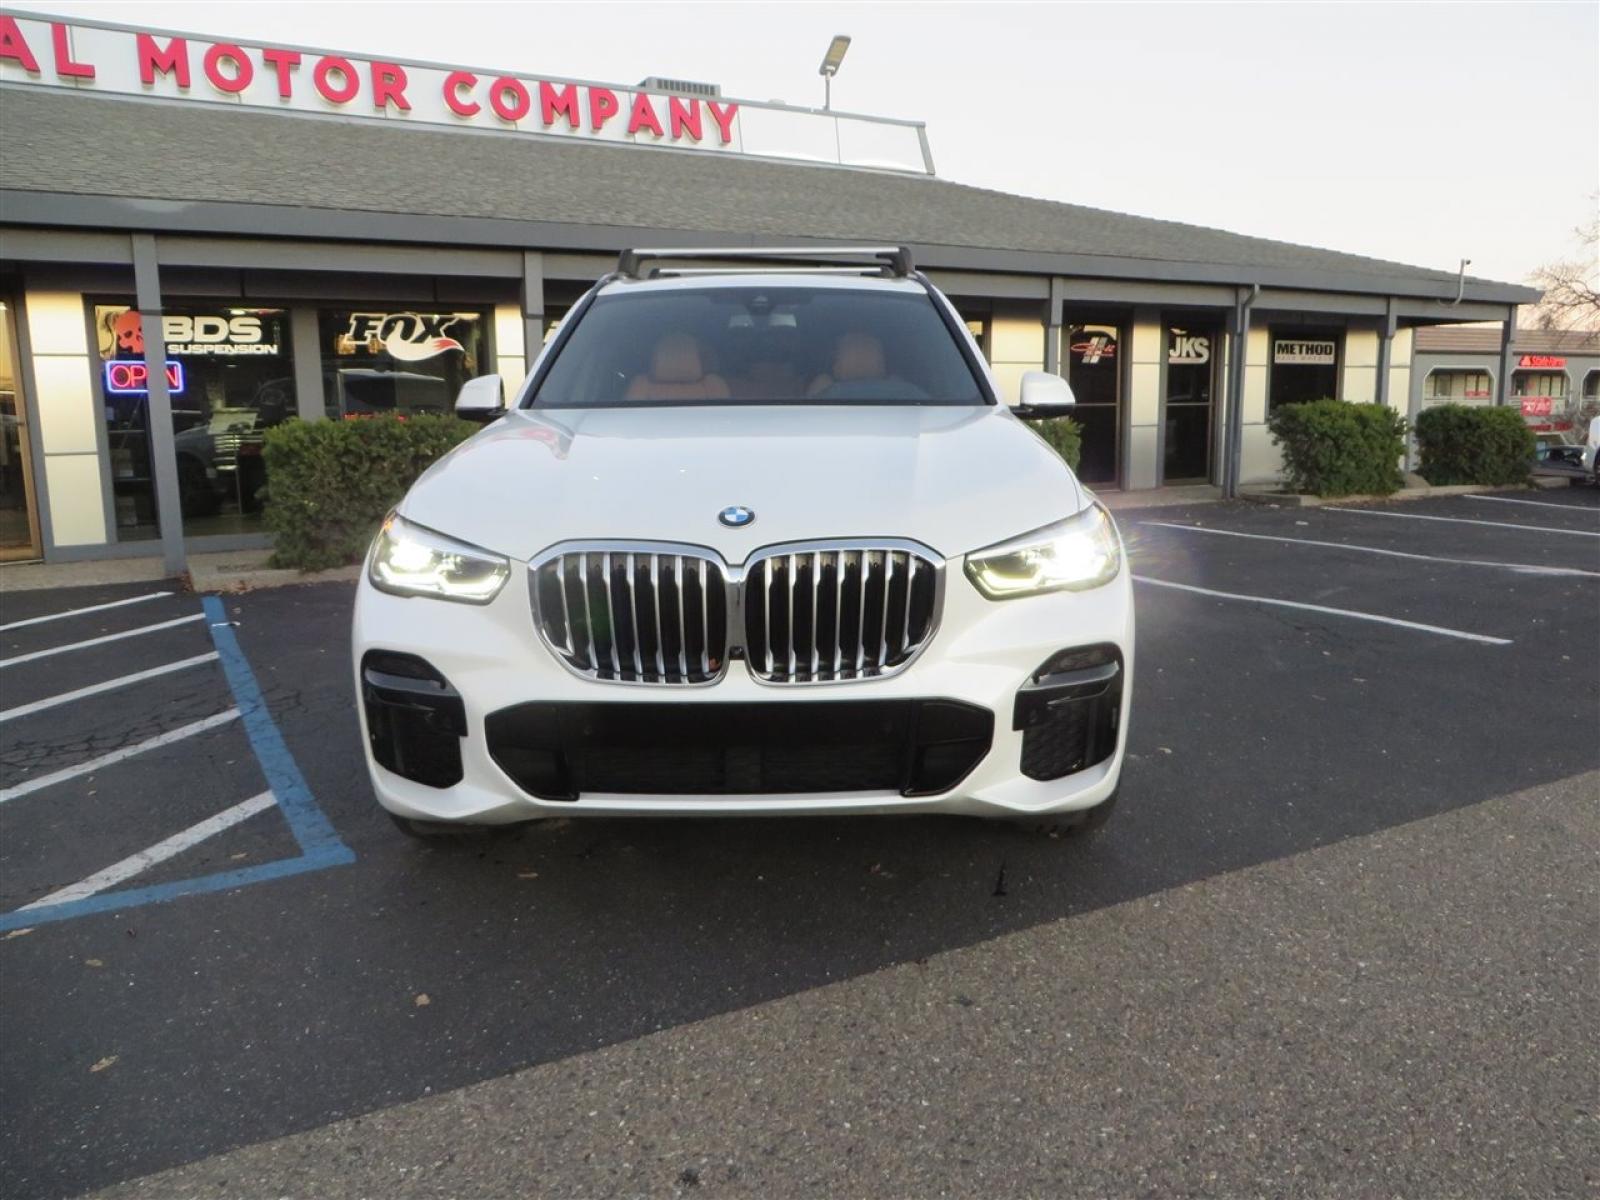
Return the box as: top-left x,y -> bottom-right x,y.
638,76 -> 721,98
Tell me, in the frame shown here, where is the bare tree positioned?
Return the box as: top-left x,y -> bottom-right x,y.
1528,208 -> 1600,333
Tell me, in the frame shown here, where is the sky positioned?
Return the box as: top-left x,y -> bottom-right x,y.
14,0 -> 1599,288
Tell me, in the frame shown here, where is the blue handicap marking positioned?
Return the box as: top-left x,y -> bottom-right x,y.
0,594 -> 355,931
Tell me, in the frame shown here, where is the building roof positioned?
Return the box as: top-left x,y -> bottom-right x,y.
1414,326 -> 1600,355
0,87 -> 1540,305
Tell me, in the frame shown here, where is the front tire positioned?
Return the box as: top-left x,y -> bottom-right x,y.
1008,785 -> 1120,837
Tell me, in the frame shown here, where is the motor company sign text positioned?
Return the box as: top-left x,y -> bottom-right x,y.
0,14 -> 740,146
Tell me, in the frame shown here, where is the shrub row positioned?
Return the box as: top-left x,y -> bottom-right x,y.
262,414 -> 478,571
1266,398 -> 1408,497
1024,415 -> 1083,470
1413,403 -> 1534,487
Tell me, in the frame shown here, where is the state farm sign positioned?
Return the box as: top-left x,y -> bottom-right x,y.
0,13 -> 931,172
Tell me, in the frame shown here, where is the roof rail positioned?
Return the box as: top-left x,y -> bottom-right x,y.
616,246 -> 914,280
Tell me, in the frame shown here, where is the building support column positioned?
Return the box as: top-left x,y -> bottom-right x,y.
521,251 -> 545,368
1044,277 -> 1065,375
290,308 -> 325,422
1375,299 -> 1396,410
1495,307 -> 1516,407
131,233 -> 185,577
1221,285 -> 1258,499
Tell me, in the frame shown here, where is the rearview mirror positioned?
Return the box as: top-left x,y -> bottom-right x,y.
1014,370 -> 1075,416
455,374 -> 505,422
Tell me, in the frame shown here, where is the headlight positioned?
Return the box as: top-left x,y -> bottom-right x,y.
368,513 -> 510,604
964,503 -> 1121,599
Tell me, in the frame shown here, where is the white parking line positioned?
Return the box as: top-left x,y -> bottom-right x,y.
18,791 -> 276,912
1324,507 -> 1600,538
1464,494 -> 1600,513
0,709 -> 241,803
1140,522 -> 1600,579
0,590 -> 174,633
1132,576 -> 1513,645
0,613 -> 205,668
0,652 -> 220,723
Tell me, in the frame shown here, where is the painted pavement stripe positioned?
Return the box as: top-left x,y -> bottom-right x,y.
0,613 -> 206,668
1132,575 -> 1513,646
19,792 -> 277,912
0,653 -> 220,723
0,710 -> 240,803
1323,507 -> 1600,538
1463,494 -> 1600,514
0,590 -> 174,632
1140,522 -> 1600,578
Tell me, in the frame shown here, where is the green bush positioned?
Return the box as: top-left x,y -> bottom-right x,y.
1414,404 -> 1534,487
262,414 -> 478,571
1025,415 -> 1083,471
1266,398 -> 1408,497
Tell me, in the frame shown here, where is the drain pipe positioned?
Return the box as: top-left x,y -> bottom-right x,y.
1222,283 -> 1260,499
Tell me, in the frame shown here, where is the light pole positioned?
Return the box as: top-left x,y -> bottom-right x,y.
818,35 -> 851,111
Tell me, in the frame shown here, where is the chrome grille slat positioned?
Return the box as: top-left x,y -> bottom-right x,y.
786,554 -> 797,678
809,550 -> 821,678
832,549 -> 845,677
533,546 -> 728,685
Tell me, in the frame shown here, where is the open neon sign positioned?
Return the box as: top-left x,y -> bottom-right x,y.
104,360 -> 185,396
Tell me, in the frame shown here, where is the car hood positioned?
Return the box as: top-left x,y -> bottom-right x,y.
400,405 -> 1085,563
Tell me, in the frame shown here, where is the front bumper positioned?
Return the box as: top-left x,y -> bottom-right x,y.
352,555 -> 1134,823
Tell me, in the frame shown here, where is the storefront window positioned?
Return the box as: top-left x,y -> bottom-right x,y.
1268,332 -> 1340,411
95,304 -> 295,539
1512,370 -> 1569,399
1,295 -> 41,560
1163,322 -> 1216,483
1422,369 -> 1493,406
1066,322 -> 1121,486
1584,371 -> 1599,402
319,309 -> 486,417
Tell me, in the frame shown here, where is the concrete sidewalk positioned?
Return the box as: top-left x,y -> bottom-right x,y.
90,770 -> 1599,1200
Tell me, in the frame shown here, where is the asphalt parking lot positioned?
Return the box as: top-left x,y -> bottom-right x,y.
2,489 -> 1597,1199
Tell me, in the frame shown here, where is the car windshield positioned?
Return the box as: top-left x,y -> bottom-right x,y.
527,285 -> 987,408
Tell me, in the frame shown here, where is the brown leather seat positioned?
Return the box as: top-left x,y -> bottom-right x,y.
807,332 -> 888,396
624,334 -> 732,402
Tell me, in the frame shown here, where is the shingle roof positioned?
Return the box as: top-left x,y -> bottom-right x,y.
1414,326 -> 1600,354
0,87 -> 1536,302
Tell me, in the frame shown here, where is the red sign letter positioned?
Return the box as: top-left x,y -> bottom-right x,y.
51,22 -> 94,79
539,81 -> 579,129
261,47 -> 300,98
707,101 -> 738,145
137,34 -> 189,88
0,16 -> 40,74
626,92 -> 664,138
667,96 -> 702,142
442,70 -> 478,116
489,77 -> 530,122
312,56 -> 359,104
588,87 -> 620,132
203,43 -> 252,94
370,61 -> 410,111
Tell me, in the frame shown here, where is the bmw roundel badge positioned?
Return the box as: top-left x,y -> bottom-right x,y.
718,505 -> 756,528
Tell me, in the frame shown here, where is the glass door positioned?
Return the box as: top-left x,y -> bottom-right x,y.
0,295 -> 41,561
1065,321 -> 1122,487
1163,321 -> 1217,483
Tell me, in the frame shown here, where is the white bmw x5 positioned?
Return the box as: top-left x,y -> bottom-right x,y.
352,247 -> 1133,837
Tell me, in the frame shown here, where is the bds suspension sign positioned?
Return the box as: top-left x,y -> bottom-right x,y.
0,12 -> 746,150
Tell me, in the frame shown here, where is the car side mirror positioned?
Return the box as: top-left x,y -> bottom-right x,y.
1014,370 -> 1075,417
455,374 -> 505,422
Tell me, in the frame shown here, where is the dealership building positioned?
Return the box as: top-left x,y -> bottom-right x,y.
0,10 -> 1543,569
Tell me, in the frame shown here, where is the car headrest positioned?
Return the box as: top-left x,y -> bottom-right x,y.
832,333 -> 887,381
651,334 -> 705,384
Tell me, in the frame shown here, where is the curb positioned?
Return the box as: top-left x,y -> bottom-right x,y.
1236,483 -> 1545,508
188,564 -> 362,594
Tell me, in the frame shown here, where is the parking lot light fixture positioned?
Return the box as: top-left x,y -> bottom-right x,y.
818,35 -> 851,110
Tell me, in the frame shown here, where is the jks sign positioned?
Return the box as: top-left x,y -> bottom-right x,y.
0,14 -> 742,148
1168,333 -> 1210,365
